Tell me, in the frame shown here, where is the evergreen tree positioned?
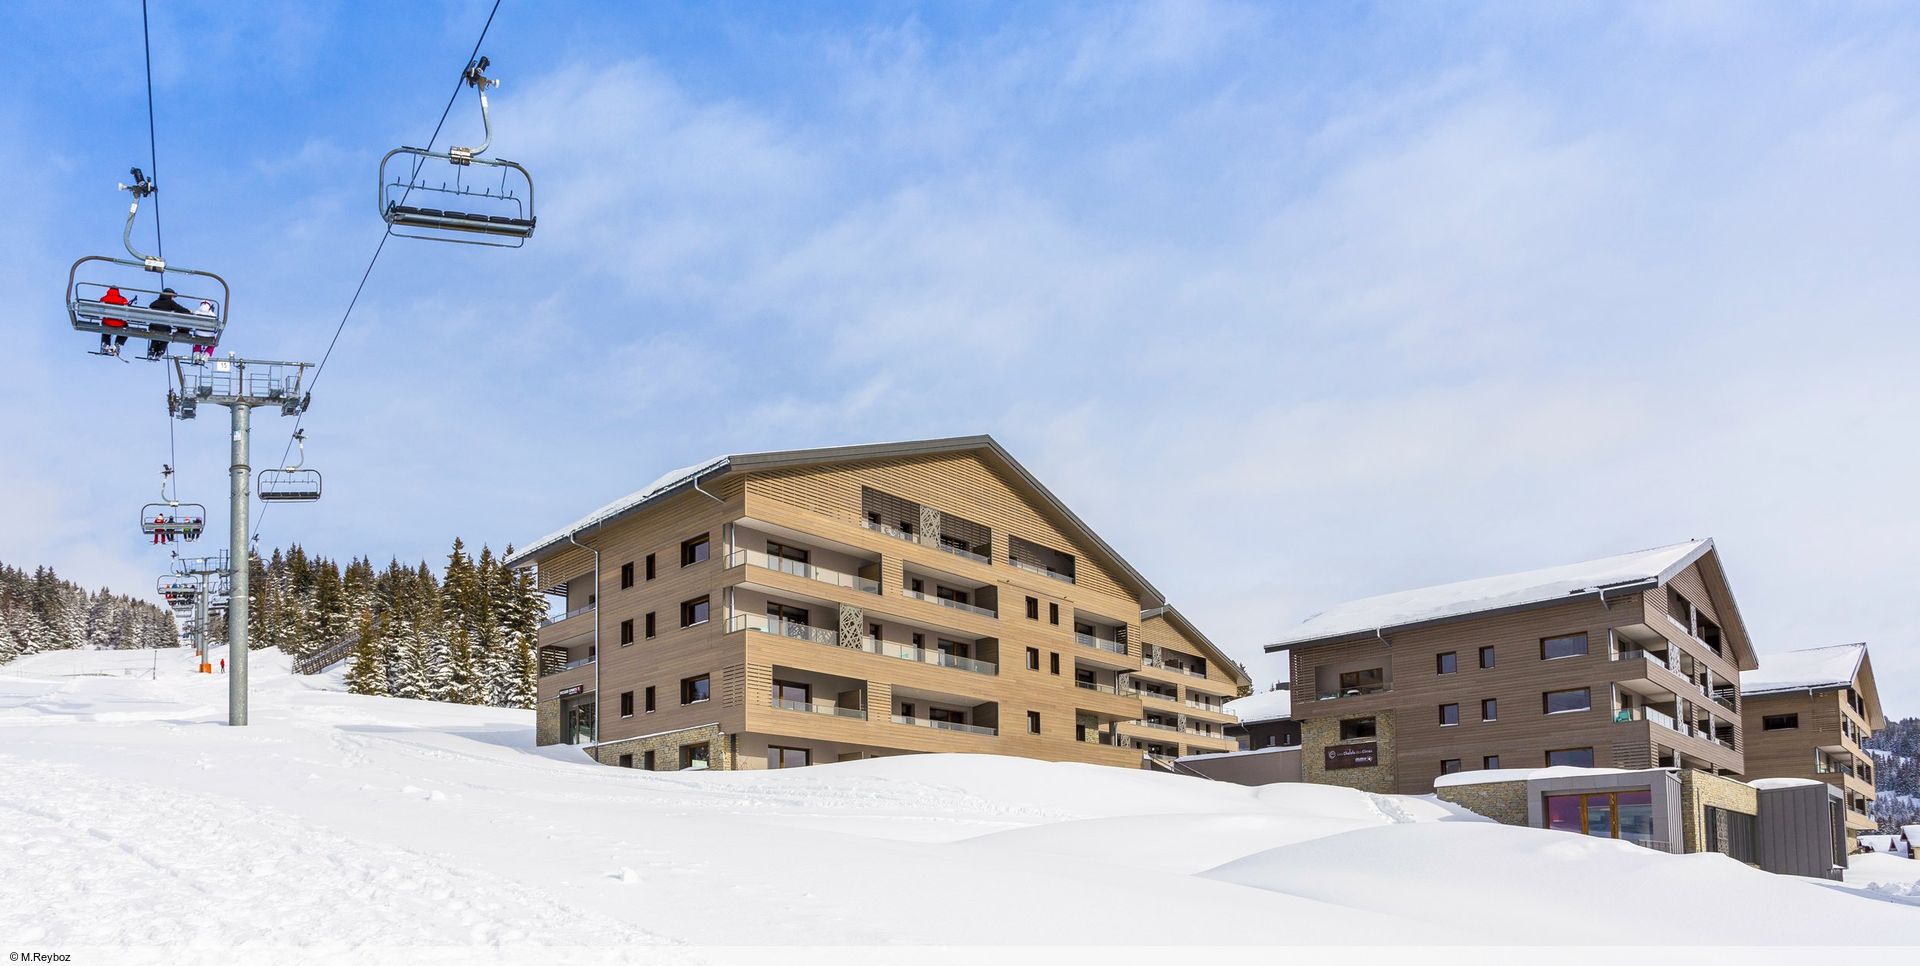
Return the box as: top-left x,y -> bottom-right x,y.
344,609 -> 386,696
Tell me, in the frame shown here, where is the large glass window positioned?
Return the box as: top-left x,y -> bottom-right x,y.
770,746 -> 810,769
1436,652 -> 1457,674
1438,703 -> 1460,726
681,535 -> 711,566
772,680 -> 810,709
681,674 -> 711,705
680,596 -> 711,627
1540,633 -> 1589,660
1544,790 -> 1655,847
1340,717 -> 1377,740
1546,747 -> 1596,768
1762,714 -> 1799,731
680,744 -> 710,770
1337,668 -> 1386,695
1543,687 -> 1592,714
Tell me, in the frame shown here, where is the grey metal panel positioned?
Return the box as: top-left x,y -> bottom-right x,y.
1757,783 -> 1843,879
1175,747 -> 1302,786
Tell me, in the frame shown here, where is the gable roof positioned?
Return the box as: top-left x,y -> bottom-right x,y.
1743,643 -> 1884,729
1267,540 -> 1752,664
1140,605 -> 1250,687
505,435 -> 1166,606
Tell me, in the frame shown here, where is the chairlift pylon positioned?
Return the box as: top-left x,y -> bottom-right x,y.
378,57 -> 535,247
258,429 -> 323,503
68,168 -> 230,355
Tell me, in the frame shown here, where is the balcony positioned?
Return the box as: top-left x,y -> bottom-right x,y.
1134,719 -> 1180,732
1145,656 -> 1206,679
1185,699 -> 1223,713
730,613 -> 840,647
1316,684 -> 1387,701
1009,558 -> 1075,584
878,639 -> 996,675
892,714 -> 996,737
728,548 -> 879,595
1077,730 -> 1123,746
1073,632 -> 1127,655
860,518 -> 918,544
1008,536 -> 1075,584
542,603 -> 595,627
935,539 -> 991,566
902,587 -> 997,619
770,697 -> 868,720
1074,680 -> 1139,697
731,613 -> 997,676
1140,689 -> 1181,706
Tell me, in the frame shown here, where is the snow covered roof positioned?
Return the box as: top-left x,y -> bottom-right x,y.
1175,744 -> 1300,763
1748,777 -> 1827,791
1741,643 -> 1866,696
1271,541 -> 1712,650
1225,688 -> 1293,724
1433,765 -> 1648,789
504,437 -> 1168,606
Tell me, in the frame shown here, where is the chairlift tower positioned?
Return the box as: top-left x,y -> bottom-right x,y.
170,355 -> 314,725
171,555 -> 231,674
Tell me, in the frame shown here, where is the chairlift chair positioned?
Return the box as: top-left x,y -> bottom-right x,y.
379,57 -> 535,247
141,502 -> 208,542
157,576 -> 199,609
258,429 -> 322,502
69,168 -> 230,352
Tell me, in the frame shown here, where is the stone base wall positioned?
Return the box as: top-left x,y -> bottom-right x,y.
535,699 -> 562,746
1437,780 -> 1530,825
591,724 -> 735,772
1680,769 -> 1757,857
1300,711 -> 1396,794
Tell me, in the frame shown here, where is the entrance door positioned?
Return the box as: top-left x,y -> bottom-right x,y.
564,699 -> 596,745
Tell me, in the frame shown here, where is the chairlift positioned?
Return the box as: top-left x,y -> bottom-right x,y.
69,168 -> 230,355
157,576 -> 199,609
379,57 -> 535,247
258,429 -> 323,502
141,466 -> 206,543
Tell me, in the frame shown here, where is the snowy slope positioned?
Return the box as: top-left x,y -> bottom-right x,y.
2,646 -> 1916,957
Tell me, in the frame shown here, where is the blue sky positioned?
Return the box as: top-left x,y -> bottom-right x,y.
6,0 -> 1920,713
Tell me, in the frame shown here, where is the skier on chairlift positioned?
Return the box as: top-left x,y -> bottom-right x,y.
192,300 -> 217,359
144,287 -> 190,360
97,285 -> 135,355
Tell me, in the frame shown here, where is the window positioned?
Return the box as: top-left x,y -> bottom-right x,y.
680,596 -> 710,627
1048,602 -> 1060,625
681,535 -> 710,566
910,578 -> 924,594
1479,646 -> 1495,669
619,691 -> 634,717
1546,747 -> 1596,768
1026,597 -> 1040,620
1436,652 -> 1457,674
1027,711 -> 1041,734
772,680 -> 809,709
620,562 -> 635,589
1481,698 -> 1498,721
680,744 -> 710,770
645,553 -> 656,580
1543,688 -> 1592,715
770,746 -> 810,769
1483,755 -> 1500,770
1337,668 -> 1385,695
1704,806 -> 1757,863
1546,789 -> 1654,846
1026,647 -> 1040,670
642,750 -> 655,770
900,702 -> 915,718
766,541 -> 809,566
936,586 -> 969,605
1049,653 -> 1060,675
1540,633 -> 1589,660
1440,759 -> 1462,774
766,602 -> 809,626
1340,717 -> 1377,740
681,674 -> 710,705
618,753 -> 633,768
1762,713 -> 1800,731
644,686 -> 655,713
930,708 -> 966,725
644,612 -> 656,638
619,619 -> 634,646
1439,703 -> 1460,726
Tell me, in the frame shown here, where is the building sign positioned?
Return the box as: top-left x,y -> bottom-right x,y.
558,684 -> 584,698
1325,742 -> 1378,770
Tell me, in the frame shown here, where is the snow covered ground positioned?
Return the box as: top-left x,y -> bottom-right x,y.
2,647 -> 1917,962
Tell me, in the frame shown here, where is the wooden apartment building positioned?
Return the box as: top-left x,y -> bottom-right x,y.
1266,539 -> 1758,796
506,436 -> 1248,772
1740,643 -> 1886,846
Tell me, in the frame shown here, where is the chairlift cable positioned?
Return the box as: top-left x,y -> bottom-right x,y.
141,0 -> 186,517
250,0 -> 505,543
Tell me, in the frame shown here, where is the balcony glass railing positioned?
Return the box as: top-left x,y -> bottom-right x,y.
861,518 -> 918,543
728,549 -> 879,595
901,587 -> 997,619
936,541 -> 991,566
892,714 -> 996,737
1317,685 -> 1388,701
1077,730 -> 1120,746
1008,557 -> 1075,583
1141,690 -> 1181,705
1135,720 -> 1180,732
1073,632 -> 1127,655
770,698 -> 867,719
729,613 -> 841,647
875,639 -> 997,675
1185,699 -> 1222,713
563,655 -> 596,671
1073,679 -> 1138,697
542,604 -> 595,627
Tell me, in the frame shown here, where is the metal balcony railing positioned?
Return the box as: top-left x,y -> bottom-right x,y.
1073,632 -> 1127,655
901,587 -> 996,619
936,541 -> 991,566
542,603 -> 595,627
729,613 -> 840,647
728,549 -> 880,594
1008,557 -> 1074,583
860,519 -> 918,543
1141,690 -> 1182,705
877,640 -> 996,675
891,714 -> 996,736
1073,680 -> 1138,697
1135,720 -> 1180,732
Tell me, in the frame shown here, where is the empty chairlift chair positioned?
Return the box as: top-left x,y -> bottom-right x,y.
258,430 -> 322,503
379,57 -> 535,247
68,168 -> 230,355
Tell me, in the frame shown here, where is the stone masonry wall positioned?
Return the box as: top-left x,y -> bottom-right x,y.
1436,780 -> 1530,826
1300,711 -> 1396,794
590,723 -> 735,772
1680,769 -> 1757,857
535,699 -> 562,746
